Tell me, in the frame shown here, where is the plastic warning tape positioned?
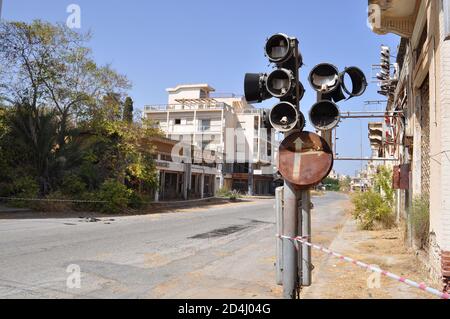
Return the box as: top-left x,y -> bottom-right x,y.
278,234 -> 449,300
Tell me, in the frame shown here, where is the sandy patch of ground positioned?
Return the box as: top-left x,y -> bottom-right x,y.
301,216 -> 435,299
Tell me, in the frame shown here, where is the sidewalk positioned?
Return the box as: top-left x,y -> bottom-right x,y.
301,216 -> 434,299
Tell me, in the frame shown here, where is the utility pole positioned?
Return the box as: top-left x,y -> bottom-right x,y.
0,0 -> 3,20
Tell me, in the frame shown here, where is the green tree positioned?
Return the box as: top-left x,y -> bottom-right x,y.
0,20 -> 160,212
0,106 -> 7,140
0,20 -> 130,195
373,166 -> 394,204
123,97 -> 134,123
339,176 -> 352,192
351,166 -> 396,230
0,20 -> 130,148
322,177 -> 340,191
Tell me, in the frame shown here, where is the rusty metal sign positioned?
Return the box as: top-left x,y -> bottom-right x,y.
393,165 -> 401,189
278,131 -> 333,189
393,164 -> 410,190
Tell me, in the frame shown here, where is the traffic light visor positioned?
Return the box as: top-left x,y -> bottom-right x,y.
266,69 -> 295,98
341,67 -> 367,98
269,102 -> 299,132
309,63 -> 340,93
265,34 -> 292,63
244,73 -> 268,103
309,100 -> 340,131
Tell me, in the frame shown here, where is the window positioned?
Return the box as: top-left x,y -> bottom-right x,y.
175,119 -> 181,125
160,154 -> 172,161
200,119 -> 211,131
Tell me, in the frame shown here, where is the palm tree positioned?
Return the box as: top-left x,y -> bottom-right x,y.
9,102 -> 82,195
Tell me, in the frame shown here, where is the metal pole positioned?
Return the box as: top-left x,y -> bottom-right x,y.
301,190 -> 312,286
282,181 -> 300,299
281,38 -> 302,299
334,157 -> 399,161
248,163 -> 254,196
275,187 -> 284,286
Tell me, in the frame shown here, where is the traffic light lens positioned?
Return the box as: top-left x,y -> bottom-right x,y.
265,34 -> 292,63
269,102 -> 299,132
308,63 -> 340,93
266,69 -> 294,98
309,100 -> 340,131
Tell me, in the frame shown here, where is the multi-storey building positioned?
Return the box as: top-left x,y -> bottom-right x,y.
149,136 -> 218,201
368,0 -> 450,290
144,84 -> 277,196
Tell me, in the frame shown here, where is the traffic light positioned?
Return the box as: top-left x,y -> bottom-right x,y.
308,63 -> 367,131
309,100 -> 340,131
308,63 -> 341,96
377,45 -> 391,96
244,33 -> 305,133
244,73 -> 270,103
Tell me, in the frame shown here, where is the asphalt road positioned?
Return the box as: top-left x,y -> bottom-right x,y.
0,192 -> 348,299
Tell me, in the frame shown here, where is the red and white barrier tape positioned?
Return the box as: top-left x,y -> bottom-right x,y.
278,235 -> 449,300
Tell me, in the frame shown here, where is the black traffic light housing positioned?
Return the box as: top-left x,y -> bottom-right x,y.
308,63 -> 367,131
244,73 -> 270,103
244,33 -> 305,133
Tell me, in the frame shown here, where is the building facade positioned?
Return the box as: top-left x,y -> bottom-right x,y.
369,0 -> 450,290
144,84 -> 277,196
150,136 -> 218,201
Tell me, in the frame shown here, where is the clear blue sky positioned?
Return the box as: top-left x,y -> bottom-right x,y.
3,0 -> 399,176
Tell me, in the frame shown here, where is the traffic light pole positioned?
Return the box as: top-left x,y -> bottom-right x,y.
282,180 -> 301,299
281,42 -> 308,299
245,34 -> 345,299
300,190 -> 312,287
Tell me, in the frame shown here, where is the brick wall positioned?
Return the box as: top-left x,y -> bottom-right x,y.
438,0 -> 450,291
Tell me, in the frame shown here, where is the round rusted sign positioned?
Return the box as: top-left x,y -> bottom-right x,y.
278,131 -> 333,189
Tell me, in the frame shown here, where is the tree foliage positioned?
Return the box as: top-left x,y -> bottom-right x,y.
351,166 -> 395,230
373,166 -> 394,204
339,176 -> 352,192
351,190 -> 395,230
123,97 -> 134,123
411,196 -> 430,248
322,177 -> 340,191
0,20 -> 159,212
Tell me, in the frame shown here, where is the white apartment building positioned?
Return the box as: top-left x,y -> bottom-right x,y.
144,84 -> 277,195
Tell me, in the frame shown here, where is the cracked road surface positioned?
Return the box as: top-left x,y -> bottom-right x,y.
0,193 -> 348,299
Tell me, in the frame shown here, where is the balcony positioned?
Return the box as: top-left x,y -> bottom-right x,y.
368,0 -> 419,38
144,100 -> 232,113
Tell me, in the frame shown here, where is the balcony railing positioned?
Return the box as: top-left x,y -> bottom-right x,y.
238,108 -> 267,115
144,102 -> 231,112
